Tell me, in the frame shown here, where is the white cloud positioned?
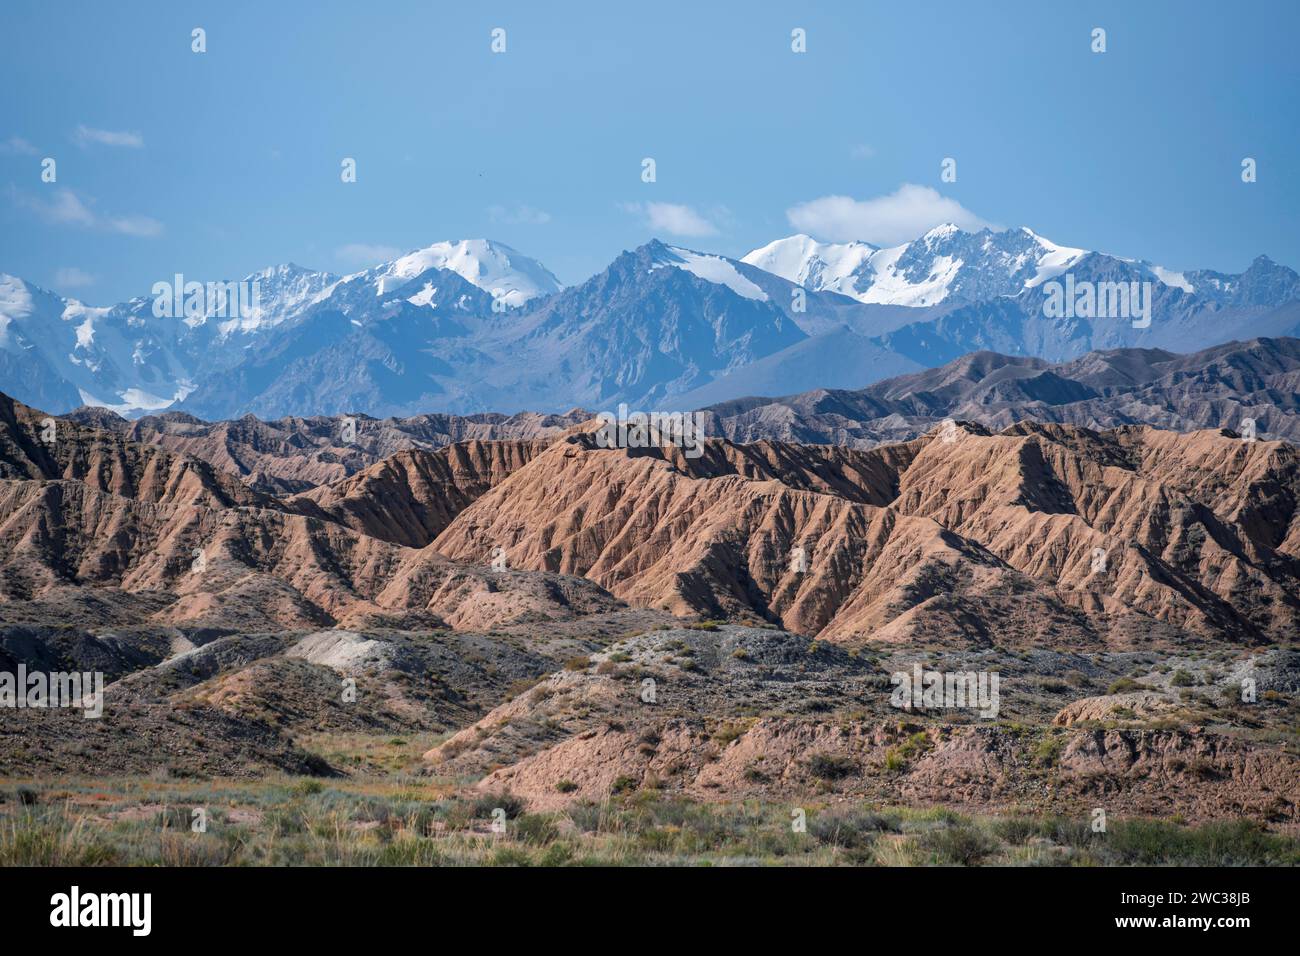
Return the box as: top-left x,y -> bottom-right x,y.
336,243 -> 402,266
12,187 -> 163,237
105,214 -> 164,238
786,183 -> 992,245
73,125 -> 144,148
34,189 -> 97,227
488,204 -> 551,225
0,136 -> 38,155
54,267 -> 96,289
849,144 -> 876,160
621,201 -> 719,237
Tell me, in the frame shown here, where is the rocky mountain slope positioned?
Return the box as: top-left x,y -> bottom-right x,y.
703,337 -> 1300,447
429,421 -> 1300,648
0,392 -> 622,635
5,229 -> 1297,419
62,403 -> 587,493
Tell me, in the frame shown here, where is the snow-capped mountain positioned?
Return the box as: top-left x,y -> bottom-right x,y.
742,234 -> 882,301
217,263 -> 341,335
171,239 -> 831,417
0,241 -> 562,416
2,229 -> 1298,419
0,263 -> 344,414
360,239 -> 561,306
745,225 -> 1112,307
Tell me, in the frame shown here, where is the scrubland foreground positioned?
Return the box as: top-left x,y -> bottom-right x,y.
3,773 -> 1299,867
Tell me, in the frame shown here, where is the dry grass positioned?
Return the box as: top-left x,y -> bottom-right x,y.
2,776 -> 1296,867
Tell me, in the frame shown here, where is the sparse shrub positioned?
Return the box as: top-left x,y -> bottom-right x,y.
1170,669 -> 1196,687
537,842 -> 576,866
513,813 -> 559,845
610,775 -> 638,795
807,753 -> 858,780
488,847 -> 532,867
686,620 -> 722,631
505,676 -> 543,700
920,825 -> 995,865
1034,734 -> 1065,767
712,722 -> 746,746
990,817 -> 1038,845
472,792 -> 525,820
811,808 -> 897,850
555,780 -> 578,794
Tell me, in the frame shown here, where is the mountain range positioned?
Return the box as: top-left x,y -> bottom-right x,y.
47,336 -> 1300,499
4,228 -> 1299,420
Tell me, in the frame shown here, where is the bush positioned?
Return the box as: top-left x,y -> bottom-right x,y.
712,722 -> 746,746
807,753 -> 858,780
555,780 -> 578,793
1107,677 -> 1145,695
472,792 -> 526,820
811,809 -> 897,849
513,813 -> 559,846
990,817 -> 1038,845
1105,818 -> 1297,866
1034,734 -> 1065,767
919,826 -> 996,865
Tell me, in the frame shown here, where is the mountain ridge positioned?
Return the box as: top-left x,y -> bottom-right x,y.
3,228 -> 1298,419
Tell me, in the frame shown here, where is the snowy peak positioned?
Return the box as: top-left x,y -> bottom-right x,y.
644,241 -> 769,301
223,262 -> 340,335
741,235 -> 878,299
745,227 -> 1095,307
364,239 -> 562,307
740,224 -> 1298,310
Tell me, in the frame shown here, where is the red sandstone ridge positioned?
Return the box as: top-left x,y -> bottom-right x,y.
430,422 -> 1300,647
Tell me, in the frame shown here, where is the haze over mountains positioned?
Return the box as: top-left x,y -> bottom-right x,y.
3,227 -> 1298,420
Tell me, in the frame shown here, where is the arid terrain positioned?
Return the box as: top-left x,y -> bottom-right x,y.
2,345 -> 1299,864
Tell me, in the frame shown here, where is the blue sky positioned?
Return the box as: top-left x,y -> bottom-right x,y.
1,0 -> 1297,303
